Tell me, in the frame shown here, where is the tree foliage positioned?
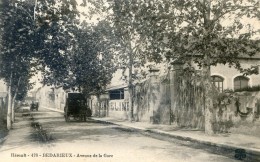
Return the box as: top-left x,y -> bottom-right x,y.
32,0 -> 80,85
132,0 -> 260,69
9,0 -> 116,96
96,0 -> 159,120
0,0 -> 36,129
0,0 -> 34,100
62,21 -> 116,96
0,0 -> 116,128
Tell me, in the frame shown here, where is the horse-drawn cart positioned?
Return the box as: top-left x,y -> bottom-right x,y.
64,93 -> 92,122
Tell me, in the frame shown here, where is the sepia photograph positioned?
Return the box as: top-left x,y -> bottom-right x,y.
0,0 -> 259,162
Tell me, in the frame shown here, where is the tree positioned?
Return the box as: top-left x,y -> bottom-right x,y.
93,0 -> 153,120
130,0 -> 260,134
0,0 -> 35,129
32,0 -> 80,85
29,1 -> 117,105
61,21 -> 116,97
0,0 -> 116,125
0,0 -> 80,129
34,2 -> 116,91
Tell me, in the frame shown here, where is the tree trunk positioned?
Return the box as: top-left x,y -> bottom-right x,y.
202,0 -> 214,135
97,94 -> 101,117
202,64 -> 214,135
7,84 -> 12,130
128,83 -> 133,120
11,77 -> 20,123
33,0 -> 38,21
11,94 -> 16,123
128,48 -> 134,121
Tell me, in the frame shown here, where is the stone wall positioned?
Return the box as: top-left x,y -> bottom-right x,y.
132,73 -> 171,124
169,68 -> 205,129
212,91 -> 260,133
132,80 -> 151,122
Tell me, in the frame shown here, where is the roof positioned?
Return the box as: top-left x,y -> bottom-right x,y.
106,84 -> 128,91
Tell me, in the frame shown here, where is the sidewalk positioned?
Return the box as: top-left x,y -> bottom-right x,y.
92,117 -> 260,161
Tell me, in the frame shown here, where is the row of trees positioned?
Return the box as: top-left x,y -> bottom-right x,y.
0,0 -> 259,134
0,0 -> 35,129
0,0 -> 116,130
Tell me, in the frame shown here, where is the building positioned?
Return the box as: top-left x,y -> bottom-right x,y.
90,84 -> 130,119
210,54 -> 260,91
35,86 -> 67,111
0,79 -> 8,120
90,53 -> 260,128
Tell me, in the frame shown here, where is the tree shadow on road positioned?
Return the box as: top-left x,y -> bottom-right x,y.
32,116 -> 144,145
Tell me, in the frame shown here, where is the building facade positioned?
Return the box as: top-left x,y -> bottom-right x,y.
0,79 -> 8,121
210,58 -> 260,92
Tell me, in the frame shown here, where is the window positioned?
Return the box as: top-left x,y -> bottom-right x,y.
234,76 -> 249,91
109,89 -> 124,100
211,75 -> 224,92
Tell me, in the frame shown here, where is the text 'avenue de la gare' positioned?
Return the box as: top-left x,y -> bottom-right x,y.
10,153 -> 114,158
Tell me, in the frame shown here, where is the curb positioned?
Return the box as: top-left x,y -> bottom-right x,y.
93,119 -> 260,162
149,129 -> 260,161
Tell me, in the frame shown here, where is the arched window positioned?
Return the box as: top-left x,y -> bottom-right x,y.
211,75 -> 224,92
234,76 -> 249,91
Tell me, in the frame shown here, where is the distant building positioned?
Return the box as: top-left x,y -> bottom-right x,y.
35,86 -> 68,111
89,84 -> 129,118
0,79 -> 8,118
